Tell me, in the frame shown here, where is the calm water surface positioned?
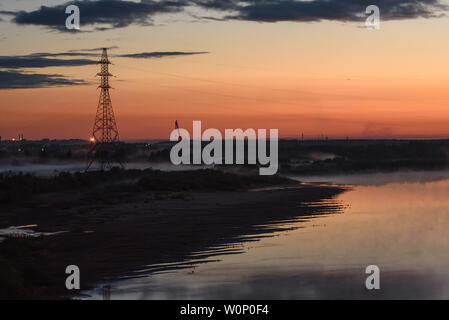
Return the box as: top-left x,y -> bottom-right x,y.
86,171 -> 449,299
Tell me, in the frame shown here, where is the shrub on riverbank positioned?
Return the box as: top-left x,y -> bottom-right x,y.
0,168 -> 292,204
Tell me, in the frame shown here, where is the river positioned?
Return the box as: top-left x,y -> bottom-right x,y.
84,170 -> 449,299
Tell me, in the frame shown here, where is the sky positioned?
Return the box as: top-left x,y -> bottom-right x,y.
2,0 -> 449,140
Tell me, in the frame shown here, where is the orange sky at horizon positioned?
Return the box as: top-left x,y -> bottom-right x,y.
2,16 -> 449,140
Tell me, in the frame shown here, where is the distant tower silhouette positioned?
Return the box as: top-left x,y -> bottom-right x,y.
86,48 -> 123,170
175,120 -> 182,141
93,49 -> 119,143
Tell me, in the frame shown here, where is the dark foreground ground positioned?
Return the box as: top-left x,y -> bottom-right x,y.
0,169 -> 345,299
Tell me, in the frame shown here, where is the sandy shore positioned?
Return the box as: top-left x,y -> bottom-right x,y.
0,181 -> 345,299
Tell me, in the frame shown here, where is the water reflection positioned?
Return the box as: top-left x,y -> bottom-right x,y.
297,169 -> 449,186
91,268 -> 447,300
86,172 -> 449,299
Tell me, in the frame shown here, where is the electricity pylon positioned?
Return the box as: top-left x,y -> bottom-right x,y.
86,48 -> 124,171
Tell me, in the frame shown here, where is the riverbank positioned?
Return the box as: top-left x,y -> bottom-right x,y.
0,169 -> 346,299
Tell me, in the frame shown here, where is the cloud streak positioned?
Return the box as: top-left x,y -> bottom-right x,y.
0,48 -> 208,89
69,46 -> 120,52
118,51 -> 209,58
0,55 -> 97,69
12,0 -> 186,31
4,0 -> 448,32
225,0 -> 447,22
0,70 -> 88,89
0,50 -> 208,69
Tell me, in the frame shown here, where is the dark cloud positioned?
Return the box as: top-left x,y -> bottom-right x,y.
224,0 -> 447,22
69,46 -> 120,52
0,70 -> 88,89
12,0 -> 186,31
0,48 -> 208,89
0,49 -> 207,69
0,11 -> 16,16
13,47 -> 120,59
6,0 -> 447,32
119,51 -> 209,58
192,0 -> 238,10
28,52 -> 99,57
0,55 -> 97,69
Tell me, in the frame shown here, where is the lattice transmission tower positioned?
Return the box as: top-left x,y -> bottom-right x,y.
86,48 -> 124,171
